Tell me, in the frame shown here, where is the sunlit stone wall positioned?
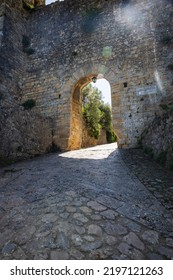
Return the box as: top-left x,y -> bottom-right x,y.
20,0 -> 173,149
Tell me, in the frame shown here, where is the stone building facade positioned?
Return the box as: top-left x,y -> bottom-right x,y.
0,0 -> 173,162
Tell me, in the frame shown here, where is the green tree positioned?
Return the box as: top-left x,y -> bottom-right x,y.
99,103 -> 112,131
82,84 -> 116,143
82,84 -> 102,139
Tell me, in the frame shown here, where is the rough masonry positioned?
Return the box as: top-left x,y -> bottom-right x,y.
0,0 -> 173,162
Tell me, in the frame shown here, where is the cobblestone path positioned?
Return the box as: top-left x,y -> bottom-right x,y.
0,144 -> 173,260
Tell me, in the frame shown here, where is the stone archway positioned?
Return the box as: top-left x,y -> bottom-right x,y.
68,74 -> 96,150
67,68 -> 124,150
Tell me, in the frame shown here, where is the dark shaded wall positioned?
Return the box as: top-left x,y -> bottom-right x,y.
0,1 -> 52,165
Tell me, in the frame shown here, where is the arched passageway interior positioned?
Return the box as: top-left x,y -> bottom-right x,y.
68,75 -> 116,150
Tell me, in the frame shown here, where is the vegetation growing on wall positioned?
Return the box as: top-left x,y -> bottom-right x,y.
22,0 -> 35,10
82,84 -> 116,142
159,102 -> 173,111
22,99 -> 36,110
22,35 -> 35,55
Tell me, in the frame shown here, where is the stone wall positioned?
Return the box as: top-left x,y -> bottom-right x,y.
0,1 -> 53,165
22,0 -> 173,150
141,105 -> 173,170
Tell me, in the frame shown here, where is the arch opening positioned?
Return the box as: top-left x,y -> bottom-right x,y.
68,75 -> 117,150
90,78 -> 112,107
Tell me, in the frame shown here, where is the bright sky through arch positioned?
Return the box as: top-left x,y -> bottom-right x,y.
91,79 -> 112,106
46,0 -> 62,4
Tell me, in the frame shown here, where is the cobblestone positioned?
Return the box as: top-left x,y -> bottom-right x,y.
0,144 -> 173,259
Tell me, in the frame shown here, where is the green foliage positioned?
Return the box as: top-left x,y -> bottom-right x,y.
82,84 -> 116,142
22,99 -> 36,110
99,103 -> 112,131
22,35 -> 35,55
99,103 -> 116,143
82,85 -> 102,139
159,103 -> 173,111
22,0 -> 34,10
106,130 -> 117,143
159,103 -> 169,110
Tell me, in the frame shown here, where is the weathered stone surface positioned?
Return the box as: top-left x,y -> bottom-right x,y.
14,226 -> 36,245
2,243 -> 17,255
80,241 -> 102,253
56,232 -> 70,250
87,201 -> 107,211
33,252 -> 49,260
12,247 -> 28,260
124,220 -> 141,233
91,214 -> 102,221
123,232 -> 144,250
141,109 -> 173,169
84,235 -> 95,242
70,249 -> 84,260
97,196 -> 123,210
65,191 -> 76,198
66,206 -> 76,213
158,246 -> 173,259
50,251 -> 69,260
89,248 -> 113,260
0,144 -> 173,261
71,235 -> 83,247
80,206 -> 92,214
147,253 -> 164,260
166,238 -> 173,247
88,225 -> 102,236
41,214 -> 57,223
75,226 -> 86,235
59,213 -> 70,220
23,240 -> 42,254
105,236 -> 117,246
101,210 -> 118,220
130,249 -> 145,260
102,222 -> 128,235
141,230 -> 159,245
118,242 -> 132,255
73,213 -> 88,223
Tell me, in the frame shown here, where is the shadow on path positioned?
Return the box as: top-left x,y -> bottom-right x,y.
0,144 -> 173,260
